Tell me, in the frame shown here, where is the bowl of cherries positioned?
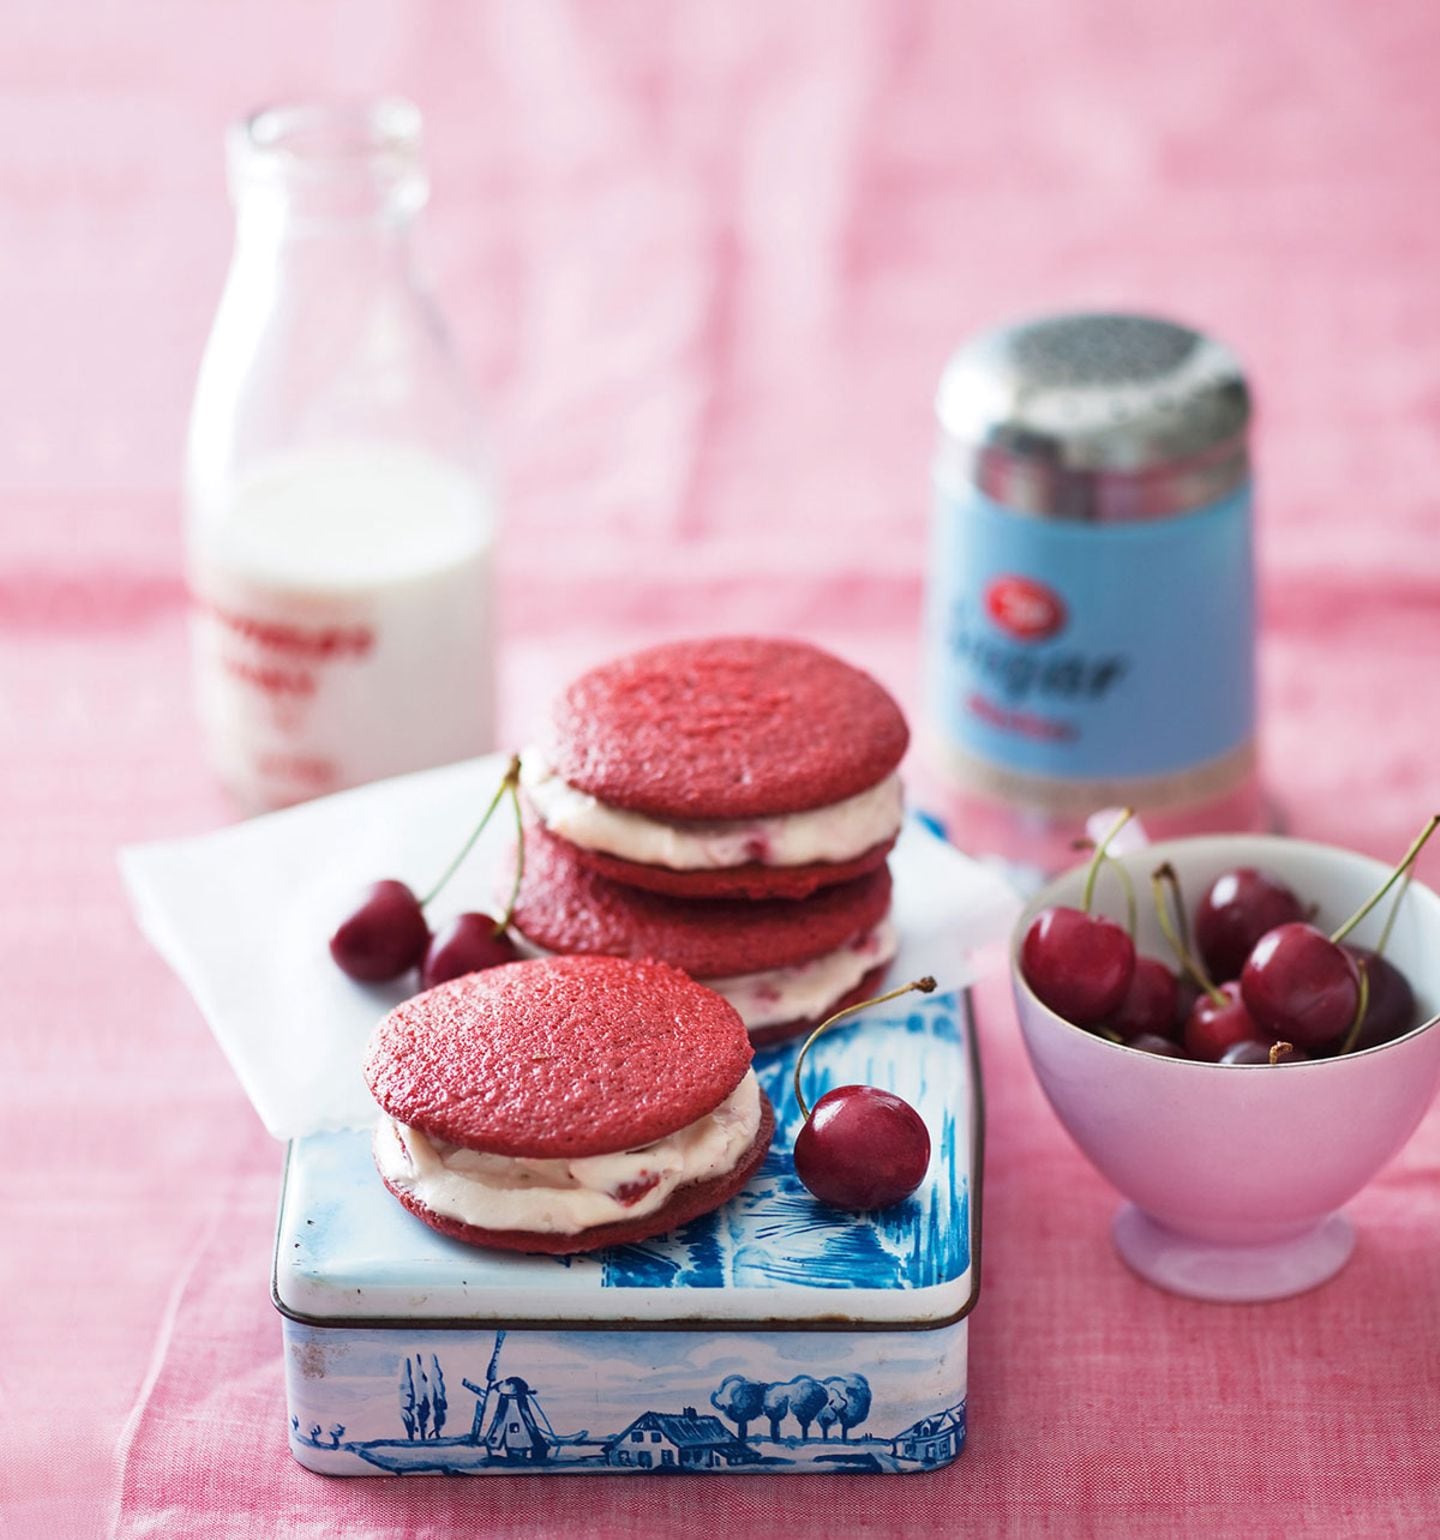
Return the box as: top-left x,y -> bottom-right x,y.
1012,815 -> 1440,1302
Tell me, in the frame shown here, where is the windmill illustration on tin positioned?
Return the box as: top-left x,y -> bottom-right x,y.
461,1330 -> 590,1463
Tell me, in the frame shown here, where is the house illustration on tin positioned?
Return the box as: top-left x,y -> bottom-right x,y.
605,1408 -> 756,1470
891,1404 -> 965,1467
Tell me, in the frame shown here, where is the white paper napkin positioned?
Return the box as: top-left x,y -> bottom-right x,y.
120,753 -> 1022,1139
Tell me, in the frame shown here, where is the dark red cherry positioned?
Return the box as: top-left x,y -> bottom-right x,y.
1106,956 -> 1180,1041
1021,907 -> 1136,1026
793,1086 -> 930,1210
1172,976 -> 1201,1037
421,913 -> 520,989
1220,1039 -> 1307,1065
1195,868 -> 1304,983
328,756 -> 525,986
1127,1033 -> 1186,1058
1339,947 -> 1417,1052
329,880 -> 430,983
1184,981 -> 1265,1062
1240,922 -> 1360,1047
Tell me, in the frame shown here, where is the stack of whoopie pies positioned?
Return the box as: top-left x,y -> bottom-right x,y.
513,636 -> 909,1046
366,637 -> 908,1254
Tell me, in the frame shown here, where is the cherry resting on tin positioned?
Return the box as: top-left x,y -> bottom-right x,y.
329,756 -> 524,985
792,977 -> 936,1211
1021,810 -> 1136,1026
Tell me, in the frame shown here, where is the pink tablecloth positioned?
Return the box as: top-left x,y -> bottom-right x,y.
5,3 -> 1440,1536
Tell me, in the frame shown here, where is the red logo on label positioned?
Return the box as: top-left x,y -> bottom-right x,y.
984,576 -> 1067,642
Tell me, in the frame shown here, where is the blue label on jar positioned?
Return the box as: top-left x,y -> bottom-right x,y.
924,486 -> 1254,780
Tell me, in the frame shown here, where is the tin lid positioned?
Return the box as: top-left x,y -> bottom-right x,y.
935,312 -> 1251,520
272,984 -> 979,1332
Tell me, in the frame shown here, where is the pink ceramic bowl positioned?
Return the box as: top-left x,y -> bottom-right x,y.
1012,834 -> 1440,1301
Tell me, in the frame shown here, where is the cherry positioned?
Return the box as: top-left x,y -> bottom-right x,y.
1184,981 -> 1266,1062
1220,1038 -> 1305,1065
1244,815 -> 1438,1052
1240,923 -> 1360,1047
1127,1033 -> 1186,1058
1106,956 -> 1180,1041
329,880 -> 430,983
791,976 -> 936,1211
1148,862 -> 1266,1062
1338,947 -> 1416,1052
793,1086 -> 931,1211
1021,810 -> 1137,1026
328,755 -> 524,986
421,914 -> 520,990
1173,976 -> 1201,1037
1195,868 -> 1304,983
1022,909 -> 1135,1025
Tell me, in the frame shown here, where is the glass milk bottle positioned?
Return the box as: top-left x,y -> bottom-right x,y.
186,99 -> 496,812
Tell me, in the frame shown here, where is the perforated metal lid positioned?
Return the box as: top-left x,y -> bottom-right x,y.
935,312 -> 1251,520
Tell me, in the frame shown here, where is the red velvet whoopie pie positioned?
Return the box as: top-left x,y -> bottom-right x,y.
363,954 -> 774,1255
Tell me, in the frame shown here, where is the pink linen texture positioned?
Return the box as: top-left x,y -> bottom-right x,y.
4,2 -> 1440,1537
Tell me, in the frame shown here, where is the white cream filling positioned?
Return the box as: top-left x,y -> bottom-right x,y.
707,919 -> 899,1030
509,918 -> 897,1033
520,748 -> 903,871
375,1070 -> 762,1236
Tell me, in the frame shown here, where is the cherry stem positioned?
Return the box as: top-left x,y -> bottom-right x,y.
1106,854 -> 1138,939
420,755 -> 523,910
1372,867 -> 1414,960
493,777 -> 526,938
1080,808 -> 1134,915
1269,1041 -> 1295,1065
1151,863 -> 1223,1005
1336,957 -> 1371,1057
792,976 -> 937,1124
1330,815 -> 1439,945
1071,842 -> 1136,935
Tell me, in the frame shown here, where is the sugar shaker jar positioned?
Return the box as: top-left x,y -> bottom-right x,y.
186,100 -> 497,813
921,312 -> 1264,878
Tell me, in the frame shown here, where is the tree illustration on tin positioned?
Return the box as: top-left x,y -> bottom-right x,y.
414,1355 -> 433,1439
399,1357 -> 418,1440
823,1374 -> 872,1441
429,1354 -> 448,1438
783,1376 -> 828,1440
710,1375 -> 765,1442
817,1401 -> 838,1440
399,1353 -> 450,1440
328,1425 -> 345,1448
762,1381 -> 790,1440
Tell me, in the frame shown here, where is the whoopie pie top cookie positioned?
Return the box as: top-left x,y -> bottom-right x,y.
520,636 -> 908,899
509,821 -> 897,1042
365,955 -> 773,1254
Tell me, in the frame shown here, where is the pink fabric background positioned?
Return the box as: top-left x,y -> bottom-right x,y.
5,1 -> 1440,1535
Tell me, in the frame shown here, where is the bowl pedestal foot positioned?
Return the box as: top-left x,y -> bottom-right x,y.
1111,1205 -> 1355,1302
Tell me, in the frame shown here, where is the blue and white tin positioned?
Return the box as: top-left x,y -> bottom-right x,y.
923,313 -> 1263,875
273,987 -> 979,1476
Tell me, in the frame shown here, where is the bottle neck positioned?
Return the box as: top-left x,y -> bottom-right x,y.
228,100 -> 427,256
233,202 -> 418,267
